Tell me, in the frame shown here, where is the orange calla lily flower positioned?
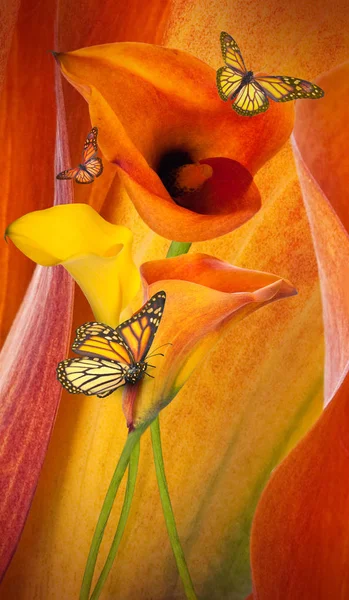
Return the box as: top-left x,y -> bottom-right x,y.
56,42 -> 294,242
123,254 -> 297,429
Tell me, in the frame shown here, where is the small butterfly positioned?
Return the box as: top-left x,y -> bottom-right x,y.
56,291 -> 167,398
216,32 -> 324,117
56,127 -> 103,184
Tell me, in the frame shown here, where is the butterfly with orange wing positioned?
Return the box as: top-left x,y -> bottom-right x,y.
56,292 -> 166,398
216,32 -> 324,117
56,127 -> 103,184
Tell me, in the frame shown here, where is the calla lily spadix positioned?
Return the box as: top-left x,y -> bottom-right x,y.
5,204 -> 140,328
55,42 -> 294,242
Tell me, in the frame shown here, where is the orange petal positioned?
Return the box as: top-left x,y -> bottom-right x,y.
0,266 -> 74,579
0,2 -> 57,346
293,63 -> 349,401
251,371 -> 349,600
123,254 -> 296,429
0,1 -> 20,93
250,64 -> 349,599
56,43 -> 294,241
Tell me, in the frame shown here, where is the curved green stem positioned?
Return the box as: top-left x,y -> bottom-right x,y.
79,429 -> 143,600
167,241 -> 192,258
151,416 -> 198,600
89,440 -> 141,600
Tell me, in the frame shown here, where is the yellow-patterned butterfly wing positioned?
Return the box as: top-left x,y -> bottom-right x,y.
57,357 -> 127,397
116,291 -> 166,362
216,32 -> 325,117
232,81 -> 269,117
254,75 -> 324,102
220,31 -> 247,74
57,292 -> 167,398
216,66 -> 244,101
72,329 -> 132,365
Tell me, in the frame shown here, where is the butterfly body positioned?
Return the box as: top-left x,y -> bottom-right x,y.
56,127 -> 103,184
231,70 -> 254,98
216,32 -> 324,117
125,361 -> 148,384
57,291 -> 166,398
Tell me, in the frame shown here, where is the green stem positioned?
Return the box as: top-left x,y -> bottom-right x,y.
151,417 -> 198,600
79,429 -> 143,600
89,440 -> 141,600
167,241 -> 192,258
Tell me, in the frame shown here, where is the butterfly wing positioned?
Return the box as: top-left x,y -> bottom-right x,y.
82,127 -> 98,162
220,32 -> 247,74
56,167 -> 80,180
57,356 -> 127,397
116,291 -> 166,363
85,157 -> 103,178
72,324 -> 133,365
254,75 -> 324,102
232,80 -> 269,117
75,321 -> 111,341
216,66 -> 244,101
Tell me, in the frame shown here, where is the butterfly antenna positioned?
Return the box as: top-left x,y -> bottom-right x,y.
147,364 -> 156,369
147,343 -> 172,359
146,352 -> 164,359
144,372 -> 155,379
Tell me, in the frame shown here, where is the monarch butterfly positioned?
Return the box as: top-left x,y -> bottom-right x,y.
56,127 -> 103,184
216,32 -> 324,117
56,291 -> 166,398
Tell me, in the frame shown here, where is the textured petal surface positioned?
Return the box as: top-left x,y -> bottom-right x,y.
250,64 -> 349,599
0,0 -> 57,346
293,63 -> 349,402
0,71 -> 74,580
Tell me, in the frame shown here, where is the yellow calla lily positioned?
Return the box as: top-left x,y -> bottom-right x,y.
6,204 -> 140,327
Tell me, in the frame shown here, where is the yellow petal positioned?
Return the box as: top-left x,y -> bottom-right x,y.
6,204 -> 140,327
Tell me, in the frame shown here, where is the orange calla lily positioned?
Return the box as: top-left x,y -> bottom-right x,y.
123,254 -> 296,430
56,42 -> 294,242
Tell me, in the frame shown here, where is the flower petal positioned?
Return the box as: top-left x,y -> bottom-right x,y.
0,266 -> 73,580
0,2 -> 57,346
56,42 -> 293,241
293,63 -> 349,402
250,64 -> 349,599
6,204 -> 140,327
